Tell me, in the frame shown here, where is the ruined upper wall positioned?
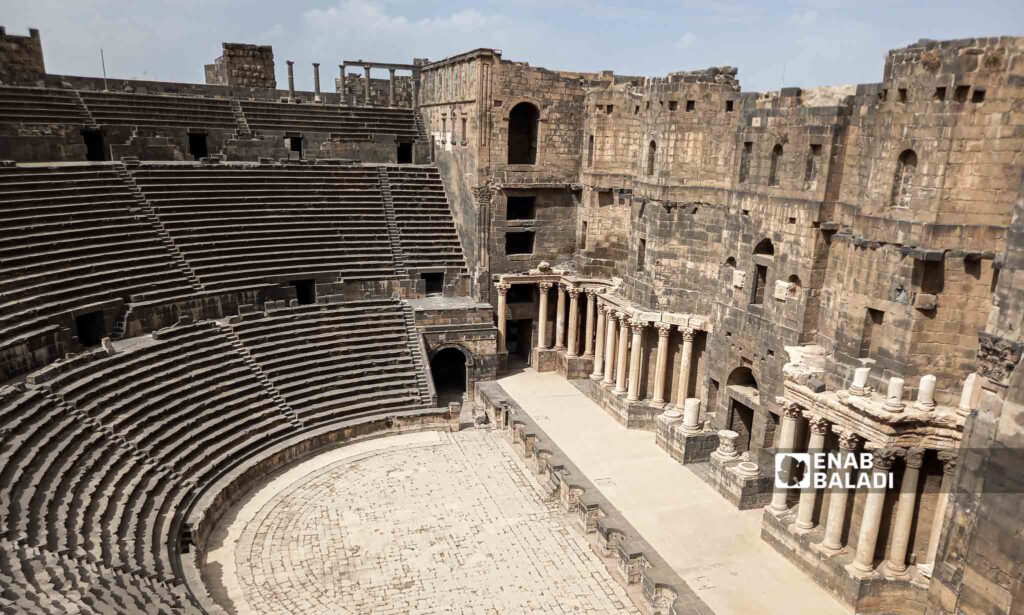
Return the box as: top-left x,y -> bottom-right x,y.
205,42 -> 276,89
0,27 -> 44,86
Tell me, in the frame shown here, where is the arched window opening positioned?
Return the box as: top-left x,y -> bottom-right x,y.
508,102 -> 540,164
587,134 -> 595,167
768,144 -> 783,186
753,238 -> 775,257
751,239 -> 774,306
890,149 -> 917,208
646,140 -> 657,176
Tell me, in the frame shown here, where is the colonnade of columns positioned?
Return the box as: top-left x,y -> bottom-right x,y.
768,403 -> 958,577
496,281 -> 700,418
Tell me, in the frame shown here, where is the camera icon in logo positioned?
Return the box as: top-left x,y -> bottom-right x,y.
774,453 -> 810,489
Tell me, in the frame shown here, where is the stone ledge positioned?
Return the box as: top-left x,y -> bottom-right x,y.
475,380 -> 714,615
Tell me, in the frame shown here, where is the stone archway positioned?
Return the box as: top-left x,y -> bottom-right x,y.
430,346 -> 470,406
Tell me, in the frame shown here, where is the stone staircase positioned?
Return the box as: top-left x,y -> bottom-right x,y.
377,167 -> 410,279
400,302 -> 435,406
218,323 -> 305,428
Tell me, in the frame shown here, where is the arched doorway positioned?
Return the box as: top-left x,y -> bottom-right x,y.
726,366 -> 758,453
431,347 -> 468,406
507,102 -> 539,164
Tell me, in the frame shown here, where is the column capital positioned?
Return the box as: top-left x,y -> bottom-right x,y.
904,447 -> 926,469
779,399 -> 802,420
807,415 -> 830,435
836,429 -> 861,451
937,449 -> 958,474
584,287 -> 600,297
872,446 -> 902,470
655,322 -> 672,337
629,319 -> 648,334
495,282 -> 510,295
568,287 -> 583,299
616,311 -> 631,324
679,326 -> 695,342
557,282 -> 569,292
539,281 -> 554,291
600,303 -> 615,315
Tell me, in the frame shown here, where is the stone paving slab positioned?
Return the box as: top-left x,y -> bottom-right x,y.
205,430 -> 640,614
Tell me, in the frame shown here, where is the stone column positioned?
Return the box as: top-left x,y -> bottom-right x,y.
885,448 -> 925,575
554,285 -> 567,351
770,402 -> 803,512
614,314 -> 631,394
583,291 -> 597,358
363,65 -> 371,104
536,282 -> 552,350
412,73 -> 420,109
626,320 -> 647,402
566,288 -> 582,357
601,309 -> 618,385
495,282 -> 510,353
674,328 -> 695,409
313,63 -> 322,102
820,431 -> 861,553
388,68 -> 396,106
286,61 -> 295,101
339,65 -> 346,104
590,304 -> 607,380
851,447 -> 900,575
652,323 -> 673,405
795,416 -> 831,532
924,451 -> 958,565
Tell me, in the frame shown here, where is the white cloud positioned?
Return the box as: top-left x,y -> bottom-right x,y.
674,32 -> 699,50
789,10 -> 818,26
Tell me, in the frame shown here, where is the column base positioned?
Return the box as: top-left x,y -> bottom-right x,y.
791,521 -> 818,536
811,541 -> 847,558
589,372 -> 604,381
881,561 -> 911,579
844,562 -> 878,580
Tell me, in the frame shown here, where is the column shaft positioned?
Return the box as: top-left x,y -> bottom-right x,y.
851,449 -> 899,573
795,417 -> 830,530
821,432 -> 860,552
885,449 -> 924,574
590,305 -> 606,379
388,68 -> 396,106
554,285 -> 567,350
770,404 -> 802,512
626,321 -> 646,401
925,452 -> 958,565
496,283 -> 509,353
674,329 -> 694,408
363,66 -> 371,104
339,65 -> 346,103
652,324 -> 672,405
535,283 -> 551,350
614,316 -> 630,394
583,292 -> 596,357
602,311 -> 618,385
567,289 -> 581,356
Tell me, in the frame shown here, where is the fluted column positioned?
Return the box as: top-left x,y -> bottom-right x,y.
850,447 -> 900,574
536,282 -> 552,350
674,328 -> 695,409
820,430 -> 861,553
554,284 -> 567,351
601,309 -> 618,385
795,416 -> 831,532
924,451 -> 958,565
614,314 -> 630,394
583,290 -> 597,357
495,282 -> 510,353
363,65 -> 371,104
652,323 -> 672,405
885,448 -> 925,575
590,303 -> 607,379
770,402 -> 803,512
626,320 -> 647,402
566,288 -> 582,357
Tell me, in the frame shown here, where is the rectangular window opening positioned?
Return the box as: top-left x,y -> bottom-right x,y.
579,221 -> 588,251
686,100 -> 696,112
725,100 -> 734,112
75,311 -> 105,347
954,85 -> 970,103
738,141 -> 753,183
751,264 -> 767,305
605,104 -> 614,114
933,87 -> 946,102
506,196 -> 537,220
898,88 -> 908,103
668,100 -> 678,111
637,238 -> 647,271
188,133 -> 208,160
505,231 -> 535,255
860,308 -> 885,359
972,88 -> 986,103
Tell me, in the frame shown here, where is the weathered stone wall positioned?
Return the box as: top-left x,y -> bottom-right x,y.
336,73 -> 413,108
205,43 -> 276,89
0,27 -> 44,85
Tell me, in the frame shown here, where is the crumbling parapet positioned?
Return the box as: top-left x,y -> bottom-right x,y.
0,27 -> 45,85
205,42 -> 276,89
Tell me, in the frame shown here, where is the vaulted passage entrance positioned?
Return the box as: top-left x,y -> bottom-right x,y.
431,347 -> 467,405
507,102 -> 539,164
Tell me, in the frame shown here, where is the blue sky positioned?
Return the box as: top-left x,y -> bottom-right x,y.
2,0 -> 1021,92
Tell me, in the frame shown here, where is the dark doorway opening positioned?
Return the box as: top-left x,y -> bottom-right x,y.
507,102 -> 539,164
82,129 -> 104,161
505,231 -> 535,255
730,400 -> 755,453
397,141 -> 413,164
75,311 -> 105,346
431,347 -> 467,405
290,279 -> 316,305
506,195 -> 537,220
422,272 -> 444,296
288,136 -> 303,159
507,284 -> 533,304
188,133 -> 209,160
508,319 -> 532,366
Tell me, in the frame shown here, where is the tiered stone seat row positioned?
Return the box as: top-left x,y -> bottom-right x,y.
130,164 -> 400,290
77,91 -> 238,130
0,166 -> 195,353
0,538 -> 194,613
230,299 -> 431,425
0,86 -> 90,126
384,166 -> 467,271
239,100 -> 420,139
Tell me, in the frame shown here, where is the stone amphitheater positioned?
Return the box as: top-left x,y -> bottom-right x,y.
0,25 -> 1022,615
